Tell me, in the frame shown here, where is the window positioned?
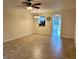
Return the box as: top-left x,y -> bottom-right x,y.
38,16 -> 45,26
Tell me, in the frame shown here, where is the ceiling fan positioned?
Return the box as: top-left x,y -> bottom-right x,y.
21,0 -> 41,10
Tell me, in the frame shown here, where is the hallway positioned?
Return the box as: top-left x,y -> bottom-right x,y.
4,33 -> 76,59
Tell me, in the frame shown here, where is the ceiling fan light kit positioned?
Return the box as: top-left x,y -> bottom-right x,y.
26,6 -> 32,10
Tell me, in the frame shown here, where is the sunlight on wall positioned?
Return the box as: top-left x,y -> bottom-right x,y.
51,15 -> 62,58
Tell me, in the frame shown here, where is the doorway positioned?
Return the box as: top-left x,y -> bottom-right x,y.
51,15 -> 62,57
52,15 -> 61,37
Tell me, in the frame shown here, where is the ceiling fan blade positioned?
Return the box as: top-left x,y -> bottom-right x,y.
33,3 -> 41,5
27,0 -> 32,1
32,6 -> 40,9
34,7 -> 40,9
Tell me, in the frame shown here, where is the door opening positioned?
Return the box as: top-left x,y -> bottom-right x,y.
51,15 -> 62,58
52,15 -> 61,37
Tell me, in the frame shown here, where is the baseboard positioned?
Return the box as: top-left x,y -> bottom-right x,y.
61,36 -> 74,39
3,33 -> 33,43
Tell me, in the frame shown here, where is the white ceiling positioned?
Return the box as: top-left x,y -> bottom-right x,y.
4,0 -> 76,13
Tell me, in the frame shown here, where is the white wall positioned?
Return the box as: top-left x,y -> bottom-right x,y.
3,0 -> 34,42
34,9 -> 76,39
61,9 -> 76,39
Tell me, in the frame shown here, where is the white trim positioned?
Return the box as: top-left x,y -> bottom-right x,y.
62,35 -> 74,39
